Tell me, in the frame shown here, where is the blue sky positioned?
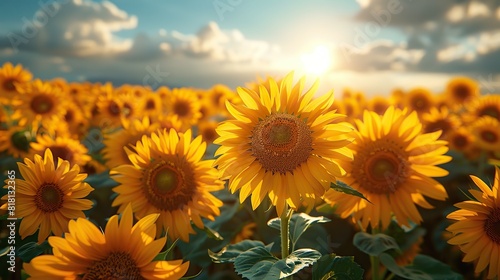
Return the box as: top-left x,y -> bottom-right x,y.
0,0 -> 499,95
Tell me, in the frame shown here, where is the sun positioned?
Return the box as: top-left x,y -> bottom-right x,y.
301,45 -> 333,75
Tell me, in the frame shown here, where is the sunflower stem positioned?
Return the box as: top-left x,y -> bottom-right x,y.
370,225 -> 382,280
280,203 -> 291,259
280,204 -> 293,280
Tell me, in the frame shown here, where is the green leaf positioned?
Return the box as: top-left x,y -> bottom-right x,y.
379,253 -> 432,280
233,247 -> 321,280
312,254 -> 364,280
17,241 -> 51,263
278,249 -> 322,278
85,171 -> 119,189
268,213 -> 331,250
353,232 -> 400,257
384,221 -> 426,253
153,238 -> 179,261
0,246 -> 11,257
202,225 -> 224,241
180,269 -> 203,279
401,254 -> 464,280
209,240 -> 266,263
233,246 -> 280,279
330,181 -> 370,203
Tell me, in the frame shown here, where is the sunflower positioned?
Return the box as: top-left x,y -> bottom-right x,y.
164,88 -> 202,131
404,87 -> 435,116
111,129 -> 224,242
24,204 -> 190,279
61,101 -> 89,139
421,107 -> 460,138
323,107 -> 450,230
157,114 -> 184,132
0,62 -> 33,104
447,167 -> 500,279
0,124 -> 35,159
0,149 -> 93,243
214,72 -> 353,215
470,116 -> 500,152
338,97 -> 362,124
447,127 -> 476,154
466,95 -> 500,123
91,83 -> 125,129
445,76 -> 480,106
231,222 -> 257,244
12,79 -> 67,127
31,134 -> 91,167
140,92 -> 163,121
197,119 -> 219,145
368,96 -> 391,115
102,117 -> 159,168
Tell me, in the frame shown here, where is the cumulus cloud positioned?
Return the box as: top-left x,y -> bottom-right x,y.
0,0 -> 137,56
164,21 -> 279,63
349,0 -> 500,74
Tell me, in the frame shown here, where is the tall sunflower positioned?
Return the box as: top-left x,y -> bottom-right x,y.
421,107 -> 460,139
30,134 -> 91,167
111,129 -> 224,242
323,107 -> 450,230
470,116 -> 500,152
164,88 -> 202,131
445,76 -> 480,107
404,87 -> 435,116
0,149 -> 93,243
12,79 -> 67,127
102,117 -> 159,168
24,204 -> 189,279
465,95 -> 500,123
0,62 -> 32,104
214,72 -> 353,215
0,124 -> 35,159
447,167 -> 500,279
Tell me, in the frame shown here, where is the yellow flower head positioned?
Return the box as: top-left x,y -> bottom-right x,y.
111,129 -> 224,242
24,204 -> 189,279
447,167 -> 500,279
324,107 -> 451,230
214,72 -> 354,215
1,149 -> 93,243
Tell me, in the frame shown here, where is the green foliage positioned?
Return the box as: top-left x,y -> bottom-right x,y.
312,254 -> 364,280
17,241 -> 51,263
84,170 -> 119,189
330,181 -> 370,203
353,232 -> 401,257
267,213 -> 331,251
380,254 -> 463,280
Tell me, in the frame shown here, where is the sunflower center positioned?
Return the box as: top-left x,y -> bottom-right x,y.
145,99 -> 156,110
480,130 -> 498,144
453,84 -> 471,101
202,127 -> 217,143
83,251 -> 144,280
154,167 -> 178,194
412,97 -> 428,110
3,78 -> 16,91
354,141 -> 409,194
452,135 -> 469,149
64,110 -> 74,122
108,101 -> 121,116
173,101 -> 190,117
30,94 -> 54,114
35,183 -> 64,212
251,113 -> 312,174
143,159 -> 196,211
479,107 -> 500,120
484,207 -> 500,244
11,130 -> 31,152
424,119 -> 451,135
50,145 -> 74,164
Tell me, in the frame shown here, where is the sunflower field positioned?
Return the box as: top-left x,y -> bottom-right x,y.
0,61 -> 499,280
